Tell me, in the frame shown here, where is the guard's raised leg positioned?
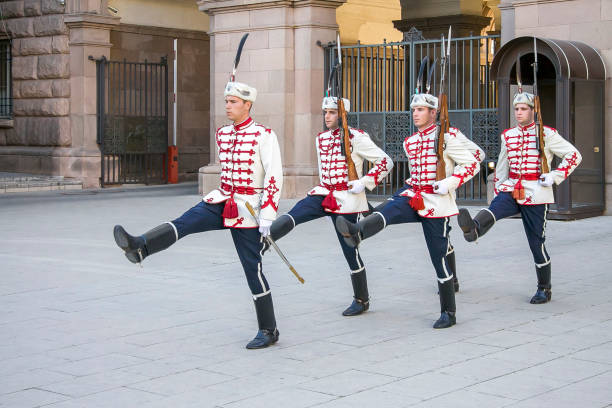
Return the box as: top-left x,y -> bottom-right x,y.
270,214 -> 295,241
247,293 -> 279,349
457,208 -> 495,242
335,212 -> 386,248
113,223 -> 177,264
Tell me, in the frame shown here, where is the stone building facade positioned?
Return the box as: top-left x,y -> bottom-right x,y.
0,0 -> 72,180
0,0 -> 210,187
0,0 -> 609,214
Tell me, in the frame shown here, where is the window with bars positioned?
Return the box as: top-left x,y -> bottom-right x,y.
0,40 -> 11,119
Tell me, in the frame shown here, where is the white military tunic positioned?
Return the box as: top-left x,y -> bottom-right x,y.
308,127 -> 393,214
204,117 -> 283,228
494,122 -> 582,205
400,125 -> 482,218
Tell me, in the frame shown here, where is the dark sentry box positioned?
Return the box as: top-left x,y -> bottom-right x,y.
491,37 -> 606,220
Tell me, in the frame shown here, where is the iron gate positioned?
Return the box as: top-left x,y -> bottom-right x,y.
324,34 -> 501,202
94,56 -> 169,186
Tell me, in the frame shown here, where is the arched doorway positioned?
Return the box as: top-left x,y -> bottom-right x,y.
491,37 -> 606,219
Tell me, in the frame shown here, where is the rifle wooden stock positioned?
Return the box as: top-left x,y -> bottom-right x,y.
436,93 -> 449,181
533,95 -> 549,174
338,98 -> 359,181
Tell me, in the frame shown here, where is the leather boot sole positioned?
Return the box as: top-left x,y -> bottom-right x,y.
457,209 -> 478,242
335,217 -> 360,247
113,225 -> 143,264
113,225 -> 130,250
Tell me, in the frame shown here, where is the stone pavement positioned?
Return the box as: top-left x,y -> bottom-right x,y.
1,183 -> 611,408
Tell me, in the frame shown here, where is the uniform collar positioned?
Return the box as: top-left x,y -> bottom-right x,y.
518,121 -> 535,132
234,117 -> 253,131
418,123 -> 437,135
331,128 -> 340,136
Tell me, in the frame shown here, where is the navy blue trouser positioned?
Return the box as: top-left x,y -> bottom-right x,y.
284,195 -> 364,272
376,184 -> 454,283
170,201 -> 269,297
488,192 -> 550,266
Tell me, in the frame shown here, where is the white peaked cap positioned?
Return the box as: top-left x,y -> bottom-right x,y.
410,93 -> 438,109
322,96 -> 350,112
513,92 -> 535,107
224,82 -> 257,103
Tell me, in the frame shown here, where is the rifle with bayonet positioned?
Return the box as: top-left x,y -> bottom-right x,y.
334,34 -> 359,181
436,27 -> 452,181
532,37 -> 549,174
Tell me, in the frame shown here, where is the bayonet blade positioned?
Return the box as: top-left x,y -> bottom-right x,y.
337,34 -> 342,66
532,36 -> 539,97
447,26 -> 452,57
516,55 -> 523,93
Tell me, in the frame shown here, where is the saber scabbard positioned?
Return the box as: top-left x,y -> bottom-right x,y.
244,202 -> 304,284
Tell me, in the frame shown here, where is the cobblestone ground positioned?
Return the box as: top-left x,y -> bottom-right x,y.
1,184 -> 611,407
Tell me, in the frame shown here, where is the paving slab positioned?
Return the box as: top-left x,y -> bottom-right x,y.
0,184 -> 611,407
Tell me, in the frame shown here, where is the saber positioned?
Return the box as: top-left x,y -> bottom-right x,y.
231,33 -> 249,82
244,202 -> 304,284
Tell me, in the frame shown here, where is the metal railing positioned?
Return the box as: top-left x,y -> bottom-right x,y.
324,34 -> 500,202
93,56 -> 169,187
0,40 -> 12,119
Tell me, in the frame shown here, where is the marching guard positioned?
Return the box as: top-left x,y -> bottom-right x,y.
113,35 -> 284,349
336,40 -> 483,328
266,95 -> 393,316
457,87 -> 581,304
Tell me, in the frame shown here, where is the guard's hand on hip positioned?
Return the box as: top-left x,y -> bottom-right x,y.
258,217 -> 273,237
348,179 -> 365,194
538,173 -> 554,187
433,179 -> 449,195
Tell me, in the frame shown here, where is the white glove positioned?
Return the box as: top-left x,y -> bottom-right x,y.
538,173 -> 554,187
258,217 -> 273,237
433,179 -> 449,195
348,179 -> 366,194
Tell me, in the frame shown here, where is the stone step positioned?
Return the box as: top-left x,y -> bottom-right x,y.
0,173 -> 83,193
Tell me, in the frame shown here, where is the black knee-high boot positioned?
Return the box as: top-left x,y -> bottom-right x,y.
434,279 -> 456,329
530,263 -> 552,304
457,208 -> 495,242
447,251 -> 459,292
113,223 -> 176,264
246,293 -> 279,349
335,213 -> 386,248
342,270 -> 370,316
263,214 -> 295,254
